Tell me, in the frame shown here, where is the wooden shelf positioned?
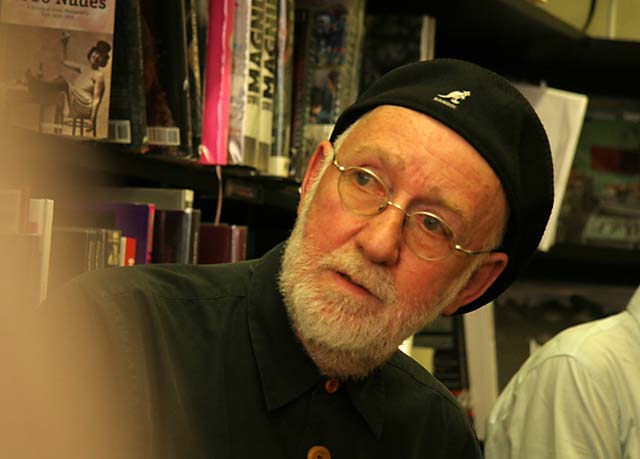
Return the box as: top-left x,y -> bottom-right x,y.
1,128 -> 301,212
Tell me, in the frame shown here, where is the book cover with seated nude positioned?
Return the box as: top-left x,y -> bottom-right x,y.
0,0 -> 116,139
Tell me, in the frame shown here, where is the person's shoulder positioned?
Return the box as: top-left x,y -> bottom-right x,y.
385,350 -> 463,411
383,351 -> 480,452
61,260 -> 258,304
507,310 -> 636,392
533,311 -> 633,364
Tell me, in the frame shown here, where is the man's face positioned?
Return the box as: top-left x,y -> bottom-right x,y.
279,106 -> 508,378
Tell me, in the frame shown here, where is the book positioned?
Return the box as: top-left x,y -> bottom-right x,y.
194,0 -> 210,86
0,0 -> 116,139
27,198 -> 55,303
91,187 -> 195,211
104,0 -> 148,150
151,208 -> 194,264
119,236 -> 137,266
360,14 -> 435,94
140,0 -> 194,158
512,82 -> 589,251
48,226 -> 100,291
257,0 -> 278,174
189,208 -> 202,264
104,227 -> 122,268
197,222 -> 248,264
199,0 -> 235,164
185,0 -> 204,161
227,0 -> 252,166
268,0 -> 295,177
242,0 -> 265,171
290,0 -> 366,181
79,202 -> 156,265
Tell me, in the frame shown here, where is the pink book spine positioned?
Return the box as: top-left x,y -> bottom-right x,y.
199,0 -> 236,164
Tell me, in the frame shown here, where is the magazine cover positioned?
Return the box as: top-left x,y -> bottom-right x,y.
556,96 -> 640,249
0,0 -> 116,139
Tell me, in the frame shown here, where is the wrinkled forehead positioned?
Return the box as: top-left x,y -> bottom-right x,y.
338,105 -> 507,193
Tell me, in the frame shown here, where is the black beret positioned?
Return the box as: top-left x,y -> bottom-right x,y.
330,58 -> 554,313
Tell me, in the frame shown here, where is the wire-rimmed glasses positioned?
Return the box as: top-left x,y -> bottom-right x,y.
332,154 -> 495,261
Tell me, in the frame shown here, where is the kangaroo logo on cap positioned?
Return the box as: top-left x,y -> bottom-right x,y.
433,90 -> 471,109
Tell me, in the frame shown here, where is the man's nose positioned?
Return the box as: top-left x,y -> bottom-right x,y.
353,203 -> 406,266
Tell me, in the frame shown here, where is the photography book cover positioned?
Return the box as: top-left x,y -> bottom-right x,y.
0,0 -> 116,139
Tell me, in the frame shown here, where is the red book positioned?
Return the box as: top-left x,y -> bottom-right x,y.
199,0 -> 235,164
119,236 -> 137,266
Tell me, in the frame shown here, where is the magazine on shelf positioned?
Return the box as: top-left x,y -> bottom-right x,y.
242,0 -> 266,171
555,96 -> 640,250
199,0 -> 235,164
290,0 -> 366,181
513,82 -> 589,251
0,0 -> 117,139
227,0 -> 252,166
268,0 -> 294,177
257,0 -> 277,173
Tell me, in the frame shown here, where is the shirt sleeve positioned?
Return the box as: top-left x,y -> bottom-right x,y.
484,354 -> 621,459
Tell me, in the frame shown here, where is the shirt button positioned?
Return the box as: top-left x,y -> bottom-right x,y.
324,378 -> 340,394
307,445 -> 331,459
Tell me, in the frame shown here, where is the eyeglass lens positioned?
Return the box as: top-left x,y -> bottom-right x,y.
338,167 -> 454,260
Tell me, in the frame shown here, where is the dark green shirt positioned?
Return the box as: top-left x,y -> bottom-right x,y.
44,243 -> 482,458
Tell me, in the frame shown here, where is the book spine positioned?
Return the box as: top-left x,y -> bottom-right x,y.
186,0 -> 204,159
268,0 -> 294,177
199,0 -> 235,164
257,0 -> 277,174
189,208 -> 201,264
141,0 -> 194,158
227,0 -> 252,165
289,7 -> 314,180
106,0 -> 148,151
291,0 -> 366,181
28,198 -> 54,303
242,0 -> 265,171
151,209 -> 193,263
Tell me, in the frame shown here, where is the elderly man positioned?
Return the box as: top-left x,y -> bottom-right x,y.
37,59 -> 553,458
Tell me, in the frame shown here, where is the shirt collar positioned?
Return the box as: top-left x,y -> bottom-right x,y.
247,243 -> 386,438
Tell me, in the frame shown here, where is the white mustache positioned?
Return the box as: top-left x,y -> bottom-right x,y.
318,250 -> 398,305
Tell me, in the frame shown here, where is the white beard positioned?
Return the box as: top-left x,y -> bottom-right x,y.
278,175 -> 473,379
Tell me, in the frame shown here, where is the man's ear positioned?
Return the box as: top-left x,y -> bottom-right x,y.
298,140 -> 333,213
441,253 -> 509,315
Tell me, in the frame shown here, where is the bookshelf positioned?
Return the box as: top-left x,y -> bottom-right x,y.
2,0 -> 639,268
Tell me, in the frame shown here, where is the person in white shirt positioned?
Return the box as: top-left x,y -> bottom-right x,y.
485,285 -> 640,458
